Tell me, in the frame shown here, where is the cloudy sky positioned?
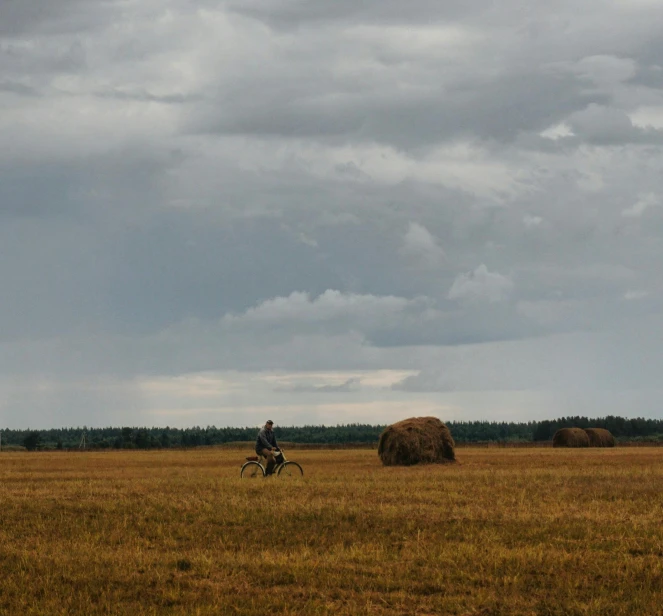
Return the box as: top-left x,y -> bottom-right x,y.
2,0 -> 663,429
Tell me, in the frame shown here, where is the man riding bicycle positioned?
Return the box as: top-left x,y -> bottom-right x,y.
255,420 -> 280,475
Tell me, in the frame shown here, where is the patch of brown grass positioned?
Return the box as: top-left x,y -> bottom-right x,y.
1,448 -> 663,614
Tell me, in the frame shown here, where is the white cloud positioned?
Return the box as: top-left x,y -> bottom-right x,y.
523,214 -> 544,228
622,193 -> 659,218
624,290 -> 649,300
221,290 -> 419,327
540,123 -> 575,140
399,222 -> 446,267
448,264 -> 514,303
572,55 -> 637,86
630,106 -> 663,130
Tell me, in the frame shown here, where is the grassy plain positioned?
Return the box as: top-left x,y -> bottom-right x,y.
1,447 -> 662,615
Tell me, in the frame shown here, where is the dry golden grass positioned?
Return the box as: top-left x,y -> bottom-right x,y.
1,448 -> 663,615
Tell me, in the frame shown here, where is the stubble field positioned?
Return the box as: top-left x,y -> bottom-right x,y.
1,447 -> 662,615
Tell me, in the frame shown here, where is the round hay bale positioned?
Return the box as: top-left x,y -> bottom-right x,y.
378,416 -> 455,466
584,428 -> 616,447
552,427 -> 590,448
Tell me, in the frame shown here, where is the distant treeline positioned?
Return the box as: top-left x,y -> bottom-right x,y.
2,416 -> 663,451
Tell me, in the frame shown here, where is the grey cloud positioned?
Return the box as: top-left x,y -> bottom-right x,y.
3,287 -> 659,381
316,377 -> 362,392
399,222 -> 446,268
570,55 -> 637,86
182,4 -> 661,150
622,193 -> 660,218
448,264 -> 514,304
226,0 -> 487,28
1,130 -> 660,349
334,162 -> 367,180
0,285 -> 616,378
392,317 -> 663,392
0,147 -> 181,221
566,104 -> 663,145
629,65 -> 663,89
0,375 -> 147,428
0,162 -> 91,219
0,39 -> 85,82
0,80 -> 39,96
275,377 -> 362,393
92,88 -> 202,105
0,217 -> 112,341
2,0 -> 663,426
192,70 -> 603,148
0,0 -> 117,36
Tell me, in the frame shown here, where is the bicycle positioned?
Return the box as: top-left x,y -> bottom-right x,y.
240,449 -> 303,479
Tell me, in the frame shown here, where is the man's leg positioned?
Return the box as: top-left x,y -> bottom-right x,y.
261,448 -> 276,475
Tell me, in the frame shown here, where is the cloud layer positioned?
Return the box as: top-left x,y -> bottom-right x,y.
2,0 -> 663,427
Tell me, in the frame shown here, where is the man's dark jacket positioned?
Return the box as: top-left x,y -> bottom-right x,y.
255,427 -> 278,454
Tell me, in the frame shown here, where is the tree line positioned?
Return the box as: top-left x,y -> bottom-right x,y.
3,416 -> 663,451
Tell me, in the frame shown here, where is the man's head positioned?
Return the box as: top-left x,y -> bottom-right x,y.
265,420 -> 274,430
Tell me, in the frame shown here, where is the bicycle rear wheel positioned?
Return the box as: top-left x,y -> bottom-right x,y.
277,461 -> 303,478
241,461 -> 265,478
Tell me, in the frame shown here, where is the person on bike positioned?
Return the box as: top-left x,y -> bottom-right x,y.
255,420 -> 279,475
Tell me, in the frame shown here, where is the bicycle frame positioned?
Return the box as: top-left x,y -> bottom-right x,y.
241,448 -> 303,478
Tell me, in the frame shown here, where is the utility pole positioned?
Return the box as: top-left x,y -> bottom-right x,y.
79,431 -> 86,450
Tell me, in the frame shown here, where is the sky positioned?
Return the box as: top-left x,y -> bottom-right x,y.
2,0 -> 663,429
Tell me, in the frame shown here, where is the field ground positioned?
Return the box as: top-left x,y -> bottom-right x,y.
1,448 -> 662,615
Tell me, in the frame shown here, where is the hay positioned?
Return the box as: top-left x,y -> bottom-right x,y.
584,428 -> 616,447
552,428 -> 590,448
378,416 -> 455,466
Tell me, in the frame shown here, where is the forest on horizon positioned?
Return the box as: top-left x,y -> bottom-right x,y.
2,415 -> 663,451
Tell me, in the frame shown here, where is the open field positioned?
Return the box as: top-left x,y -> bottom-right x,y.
1,448 -> 663,615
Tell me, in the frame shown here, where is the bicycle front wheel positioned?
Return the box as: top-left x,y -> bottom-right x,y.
277,461 -> 303,478
241,461 -> 265,479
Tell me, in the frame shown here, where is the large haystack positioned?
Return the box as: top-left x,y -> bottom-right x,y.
378,417 -> 455,466
584,428 -> 616,447
552,427 -> 590,448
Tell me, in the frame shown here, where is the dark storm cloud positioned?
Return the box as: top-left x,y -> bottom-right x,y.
194,70 -> 605,148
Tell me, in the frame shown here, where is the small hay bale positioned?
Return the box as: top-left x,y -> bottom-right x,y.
378,416 -> 455,466
584,428 -> 616,447
552,427 -> 590,448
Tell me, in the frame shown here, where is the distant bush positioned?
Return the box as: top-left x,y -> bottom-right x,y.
23,431 -> 42,451
623,434 -> 663,443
